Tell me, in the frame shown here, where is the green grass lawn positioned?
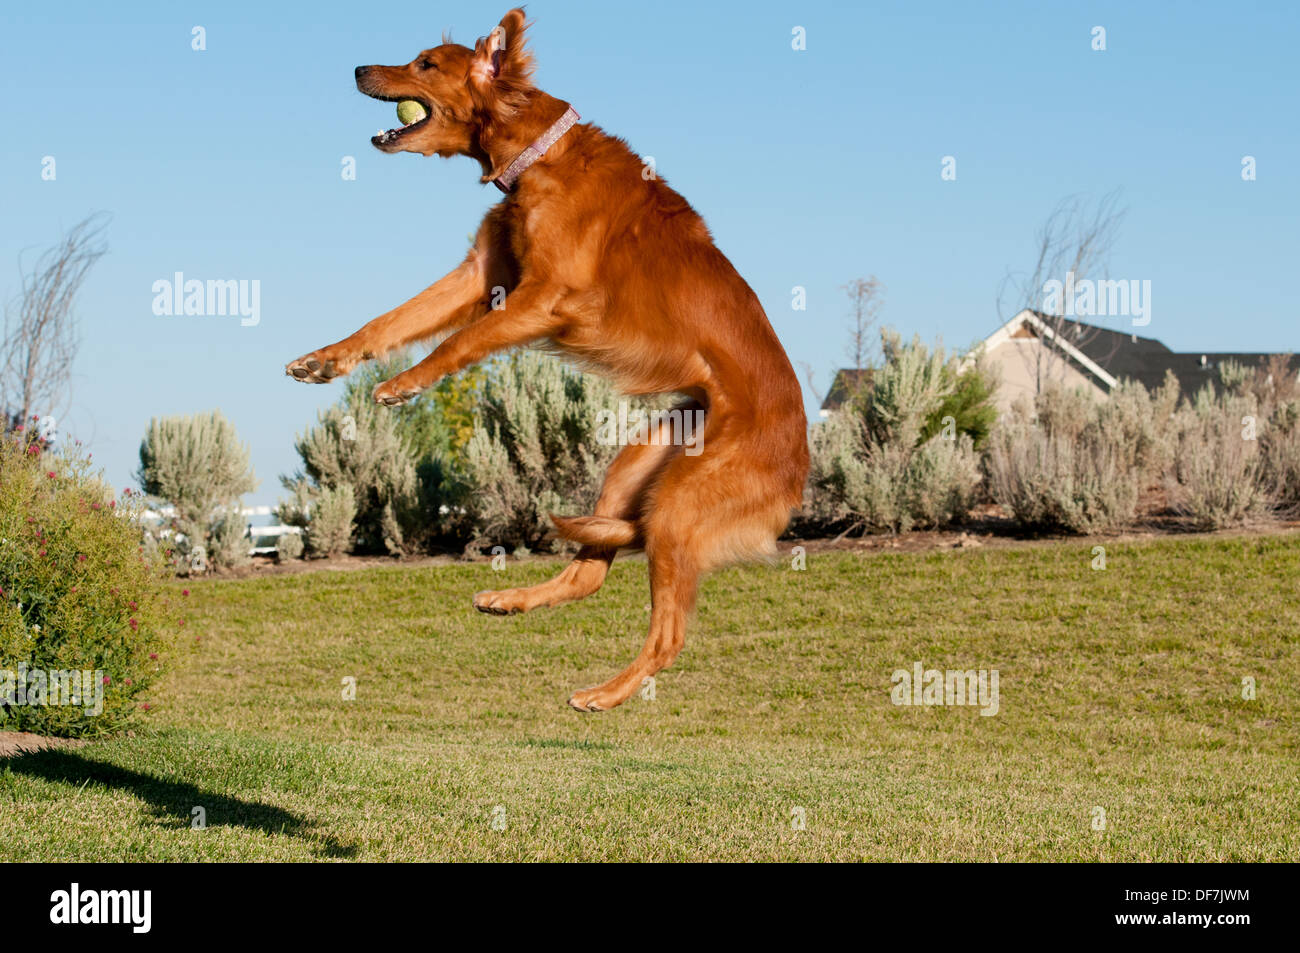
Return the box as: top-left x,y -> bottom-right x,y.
3,533 -> 1297,861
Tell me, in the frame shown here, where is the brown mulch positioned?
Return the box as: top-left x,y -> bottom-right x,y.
202,500 -> 1300,580
0,731 -> 88,758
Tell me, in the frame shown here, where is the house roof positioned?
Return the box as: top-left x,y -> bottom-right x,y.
820,368 -> 873,412
1008,311 -> 1298,397
818,309 -> 1297,411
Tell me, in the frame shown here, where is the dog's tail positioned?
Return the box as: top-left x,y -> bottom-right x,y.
550,514 -> 640,548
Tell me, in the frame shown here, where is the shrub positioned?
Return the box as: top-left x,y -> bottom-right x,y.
137,410 -> 256,571
985,385 -> 1143,533
281,352 -> 486,557
1167,387 -> 1269,528
808,332 -> 986,533
1224,354 -> 1300,514
921,352 -> 1001,450
275,529 -> 304,562
457,351 -> 641,551
341,351 -> 484,463
1094,376 -> 1179,481
986,402 -> 1140,533
1,426 -> 178,737
208,506 -> 251,571
1261,398 -> 1300,513
281,398 -> 421,555
304,483 -> 357,557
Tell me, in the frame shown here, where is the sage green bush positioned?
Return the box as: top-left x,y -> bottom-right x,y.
275,528 -> 304,561
458,351 -> 649,552
1168,387 -> 1269,528
808,332 -> 990,533
137,410 -> 256,572
281,399 -> 417,555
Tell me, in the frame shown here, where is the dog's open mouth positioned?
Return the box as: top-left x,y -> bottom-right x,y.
369,95 -> 433,148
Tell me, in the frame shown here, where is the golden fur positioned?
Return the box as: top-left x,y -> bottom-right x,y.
287,9 -> 809,711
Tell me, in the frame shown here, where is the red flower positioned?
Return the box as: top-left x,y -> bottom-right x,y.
38,549 -> 46,557
129,601 -> 138,610
46,471 -> 56,478
141,703 -> 151,711
103,675 -> 111,685
124,678 -> 133,686
128,617 -> 138,630
78,554 -> 87,562
182,589 -> 190,597
148,652 -> 158,660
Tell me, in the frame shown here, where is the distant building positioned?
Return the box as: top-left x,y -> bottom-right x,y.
820,309 -> 1298,416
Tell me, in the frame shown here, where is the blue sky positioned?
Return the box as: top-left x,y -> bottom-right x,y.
2,0 -> 1297,503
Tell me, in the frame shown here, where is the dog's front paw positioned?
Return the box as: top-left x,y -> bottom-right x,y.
286,349 -> 349,383
372,379 -> 421,406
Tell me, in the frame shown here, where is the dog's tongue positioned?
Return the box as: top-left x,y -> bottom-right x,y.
396,100 -> 427,126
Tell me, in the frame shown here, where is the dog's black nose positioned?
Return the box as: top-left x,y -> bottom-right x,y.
355,65 -> 368,80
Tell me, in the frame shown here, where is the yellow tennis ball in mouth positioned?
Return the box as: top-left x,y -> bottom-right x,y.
396,100 -> 427,126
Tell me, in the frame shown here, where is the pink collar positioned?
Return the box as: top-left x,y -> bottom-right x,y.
492,106 -> 581,193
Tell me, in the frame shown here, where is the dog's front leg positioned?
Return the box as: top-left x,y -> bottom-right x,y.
371,280 -> 566,405
286,223 -> 513,384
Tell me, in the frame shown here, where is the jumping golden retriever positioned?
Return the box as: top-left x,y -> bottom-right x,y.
286,8 -> 808,711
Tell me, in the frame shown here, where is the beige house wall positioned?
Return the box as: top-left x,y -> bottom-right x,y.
984,338 -> 1107,413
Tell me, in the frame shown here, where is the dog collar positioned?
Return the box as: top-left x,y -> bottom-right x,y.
492,106 -> 580,193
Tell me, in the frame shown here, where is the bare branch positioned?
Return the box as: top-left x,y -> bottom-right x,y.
2,213 -> 109,431
797,359 -> 826,406
996,192 -> 1127,394
842,276 -> 884,371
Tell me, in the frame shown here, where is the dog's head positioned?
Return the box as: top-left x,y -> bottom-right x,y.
355,7 -> 535,157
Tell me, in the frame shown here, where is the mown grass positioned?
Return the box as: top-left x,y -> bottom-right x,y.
2,533 -> 1297,861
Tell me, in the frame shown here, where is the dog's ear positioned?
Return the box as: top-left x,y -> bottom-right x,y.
471,8 -> 534,110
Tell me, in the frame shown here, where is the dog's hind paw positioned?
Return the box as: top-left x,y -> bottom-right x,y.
473,589 -> 525,615
567,689 -> 608,712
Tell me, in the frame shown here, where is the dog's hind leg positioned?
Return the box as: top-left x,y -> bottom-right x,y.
565,408 -> 799,712
472,436 -> 677,615
472,402 -> 699,615
566,529 -> 699,712
473,544 -> 617,616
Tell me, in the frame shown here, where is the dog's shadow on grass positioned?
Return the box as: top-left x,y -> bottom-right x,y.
7,749 -> 357,859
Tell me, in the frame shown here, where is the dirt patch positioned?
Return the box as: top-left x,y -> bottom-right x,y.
0,731 -> 88,758
785,506 -> 1300,557
197,507 -> 1300,579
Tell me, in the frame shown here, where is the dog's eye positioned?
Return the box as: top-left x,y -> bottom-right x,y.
420,58 -> 437,71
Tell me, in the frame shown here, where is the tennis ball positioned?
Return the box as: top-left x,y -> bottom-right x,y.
396,100 -> 427,126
